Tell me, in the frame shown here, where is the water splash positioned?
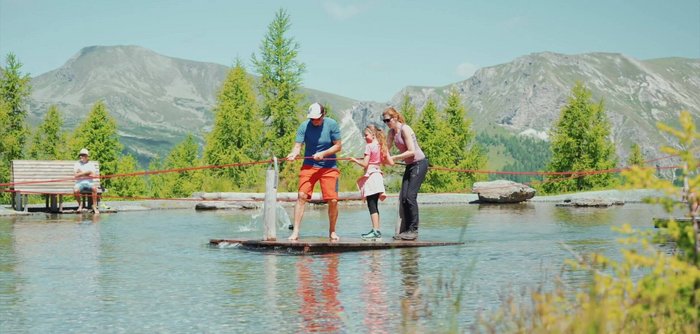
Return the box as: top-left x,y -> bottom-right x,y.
237,203 -> 292,232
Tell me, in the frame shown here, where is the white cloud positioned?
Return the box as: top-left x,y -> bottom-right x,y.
456,62 -> 479,78
322,1 -> 371,20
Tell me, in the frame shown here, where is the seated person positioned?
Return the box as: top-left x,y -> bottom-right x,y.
73,148 -> 100,215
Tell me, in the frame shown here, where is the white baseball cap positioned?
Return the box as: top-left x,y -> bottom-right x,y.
307,103 -> 324,119
79,148 -> 89,156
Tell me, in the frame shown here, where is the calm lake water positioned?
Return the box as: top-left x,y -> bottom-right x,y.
0,202 -> 664,333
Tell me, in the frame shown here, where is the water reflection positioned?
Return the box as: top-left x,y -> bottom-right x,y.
361,251 -> 389,334
553,207 -> 614,227
12,213 -> 102,331
476,202 -> 535,214
399,249 -> 423,330
296,254 -> 345,332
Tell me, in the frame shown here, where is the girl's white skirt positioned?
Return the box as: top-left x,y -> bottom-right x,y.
356,165 -> 386,198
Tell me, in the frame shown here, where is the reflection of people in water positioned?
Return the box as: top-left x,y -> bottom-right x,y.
296,254 -> 344,332
362,251 -> 389,333
399,249 -> 423,327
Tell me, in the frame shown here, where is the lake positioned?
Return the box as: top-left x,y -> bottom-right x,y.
0,202 -> 664,332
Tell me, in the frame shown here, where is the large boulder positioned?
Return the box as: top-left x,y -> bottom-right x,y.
472,180 -> 536,203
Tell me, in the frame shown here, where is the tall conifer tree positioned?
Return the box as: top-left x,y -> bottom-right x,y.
252,8 -> 306,158
111,154 -> 147,198
0,53 -> 31,202
162,134 -> 203,198
627,143 -> 644,167
204,60 -> 263,190
444,89 -> 486,188
0,53 -> 31,160
415,98 -> 458,192
29,105 -> 69,160
543,82 -> 617,193
71,101 -> 123,189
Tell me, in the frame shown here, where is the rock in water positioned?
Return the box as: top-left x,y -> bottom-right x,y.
472,180 -> 536,203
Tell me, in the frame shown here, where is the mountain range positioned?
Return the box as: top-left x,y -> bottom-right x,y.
28,45 -> 700,168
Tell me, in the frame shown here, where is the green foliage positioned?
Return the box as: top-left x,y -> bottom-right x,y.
415,98 -> 460,192
28,105 -> 70,160
0,100 -> 11,203
203,60 -> 265,191
478,132 -> 551,183
70,101 -> 123,189
412,95 -> 486,192
626,143 -> 645,167
478,111 -> 700,333
251,8 -> 306,158
543,82 -> 618,194
624,111 -> 700,263
148,134 -> 204,198
444,89 -> 487,188
399,92 -> 416,126
110,154 -> 147,198
0,53 -> 31,161
0,53 -> 31,203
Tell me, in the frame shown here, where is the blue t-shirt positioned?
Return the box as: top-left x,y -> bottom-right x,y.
295,118 -> 341,168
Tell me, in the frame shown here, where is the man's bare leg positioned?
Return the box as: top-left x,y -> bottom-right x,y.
328,199 -> 339,241
74,190 -> 83,212
288,192 -> 308,240
92,187 -> 99,215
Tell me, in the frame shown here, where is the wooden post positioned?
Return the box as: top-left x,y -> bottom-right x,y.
395,200 -> 403,235
263,157 -> 279,241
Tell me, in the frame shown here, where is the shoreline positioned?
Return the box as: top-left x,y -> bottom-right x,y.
0,189 -> 666,216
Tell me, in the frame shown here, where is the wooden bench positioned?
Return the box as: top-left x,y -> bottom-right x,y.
10,160 -> 103,212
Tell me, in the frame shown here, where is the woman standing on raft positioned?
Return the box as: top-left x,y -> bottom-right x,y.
382,107 -> 428,241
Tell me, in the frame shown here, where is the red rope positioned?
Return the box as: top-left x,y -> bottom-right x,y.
0,153 -> 686,190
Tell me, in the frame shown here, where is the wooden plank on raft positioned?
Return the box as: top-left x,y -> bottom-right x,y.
209,237 -> 464,253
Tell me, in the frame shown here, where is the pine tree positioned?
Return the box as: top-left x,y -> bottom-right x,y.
251,8 -> 306,158
444,89 -> 486,188
626,143 -> 644,167
152,134 -> 203,198
0,53 -> 31,203
71,101 -> 123,189
110,154 -> 147,198
399,92 -> 416,126
0,99 -> 11,203
415,98 -> 459,192
204,60 -> 264,190
543,82 -> 618,193
28,105 -> 70,160
0,53 -> 31,162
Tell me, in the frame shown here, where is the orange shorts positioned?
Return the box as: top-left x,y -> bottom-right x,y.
298,166 -> 340,201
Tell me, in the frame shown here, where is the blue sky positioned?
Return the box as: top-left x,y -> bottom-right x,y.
1,0 -> 699,102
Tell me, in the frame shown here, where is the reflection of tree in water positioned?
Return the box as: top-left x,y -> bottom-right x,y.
476,203 -> 535,215
399,249 -> 424,330
553,207 -> 614,227
362,251 -> 389,334
296,254 -> 344,333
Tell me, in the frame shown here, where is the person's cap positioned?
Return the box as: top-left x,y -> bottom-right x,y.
307,103 -> 324,119
79,148 -> 89,156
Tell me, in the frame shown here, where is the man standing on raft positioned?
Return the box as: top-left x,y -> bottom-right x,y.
286,103 -> 342,241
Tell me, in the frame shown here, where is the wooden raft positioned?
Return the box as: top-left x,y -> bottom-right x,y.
210,237 -> 464,253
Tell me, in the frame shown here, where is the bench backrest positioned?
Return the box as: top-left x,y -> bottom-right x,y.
11,160 -> 101,194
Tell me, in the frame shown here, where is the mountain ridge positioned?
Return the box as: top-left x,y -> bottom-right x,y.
27,45 -> 700,167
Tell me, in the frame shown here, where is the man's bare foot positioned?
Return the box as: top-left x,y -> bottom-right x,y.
77,206 -> 83,213
288,232 -> 299,241
93,208 -> 100,215
330,232 -> 340,241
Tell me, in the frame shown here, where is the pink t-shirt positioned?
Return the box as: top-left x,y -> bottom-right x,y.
364,142 -> 381,165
